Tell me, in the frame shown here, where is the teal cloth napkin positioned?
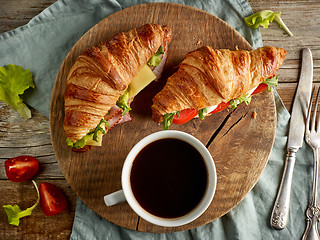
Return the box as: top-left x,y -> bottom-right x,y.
0,0 -> 313,239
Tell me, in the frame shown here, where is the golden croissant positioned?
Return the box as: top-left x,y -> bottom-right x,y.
63,24 -> 172,149
151,46 -> 286,126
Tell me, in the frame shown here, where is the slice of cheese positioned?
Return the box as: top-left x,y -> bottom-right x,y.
128,65 -> 156,98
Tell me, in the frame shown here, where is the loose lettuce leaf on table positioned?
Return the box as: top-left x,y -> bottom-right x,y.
0,64 -> 35,119
3,180 -> 39,226
244,10 -> 293,37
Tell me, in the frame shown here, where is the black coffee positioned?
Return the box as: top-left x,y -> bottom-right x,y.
130,138 -> 208,218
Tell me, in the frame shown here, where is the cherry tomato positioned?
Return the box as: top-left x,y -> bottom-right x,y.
5,156 -> 39,182
252,83 -> 268,95
172,108 -> 198,124
209,101 -> 230,114
39,182 -> 68,216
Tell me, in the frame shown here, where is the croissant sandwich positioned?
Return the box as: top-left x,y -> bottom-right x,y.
151,46 -> 286,129
64,24 -> 172,150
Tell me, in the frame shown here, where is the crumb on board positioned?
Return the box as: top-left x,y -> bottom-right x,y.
235,45 -> 239,50
252,111 -> 257,119
196,40 -> 203,45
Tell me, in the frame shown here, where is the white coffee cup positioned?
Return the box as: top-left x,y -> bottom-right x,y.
104,130 -> 217,227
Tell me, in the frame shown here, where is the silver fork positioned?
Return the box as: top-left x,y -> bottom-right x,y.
302,87 -> 320,240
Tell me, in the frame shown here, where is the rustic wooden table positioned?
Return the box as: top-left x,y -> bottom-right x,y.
0,0 -> 319,239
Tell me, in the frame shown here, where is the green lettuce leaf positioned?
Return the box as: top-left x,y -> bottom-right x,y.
147,46 -> 165,67
198,108 -> 207,120
230,94 -> 252,109
67,118 -> 109,149
88,118 -> 108,142
244,10 -> 293,37
263,74 -> 279,91
162,111 -> 180,130
0,64 -> 35,119
3,180 -> 39,226
67,135 -> 92,149
116,90 -> 132,115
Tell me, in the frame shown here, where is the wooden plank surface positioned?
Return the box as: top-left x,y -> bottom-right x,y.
0,0 -> 319,239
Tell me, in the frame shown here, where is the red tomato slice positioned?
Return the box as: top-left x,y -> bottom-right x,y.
39,182 -> 68,216
209,101 -> 230,114
172,108 -> 198,124
252,83 -> 268,95
4,156 -> 39,182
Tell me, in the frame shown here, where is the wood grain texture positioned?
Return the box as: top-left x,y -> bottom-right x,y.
0,0 -> 53,33
0,180 -> 75,239
50,3 -> 276,233
0,0 -> 319,239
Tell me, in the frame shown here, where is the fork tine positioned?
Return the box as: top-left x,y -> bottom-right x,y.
311,88 -> 319,132
316,87 -> 320,132
307,87 -> 316,132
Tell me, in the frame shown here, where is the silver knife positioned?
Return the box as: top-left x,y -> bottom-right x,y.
270,48 -> 313,230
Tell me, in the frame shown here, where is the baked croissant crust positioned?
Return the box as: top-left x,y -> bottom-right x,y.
151,46 -> 286,123
64,24 -> 172,142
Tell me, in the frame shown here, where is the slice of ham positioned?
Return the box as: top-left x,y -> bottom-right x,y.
104,105 -> 132,130
117,111 -> 132,124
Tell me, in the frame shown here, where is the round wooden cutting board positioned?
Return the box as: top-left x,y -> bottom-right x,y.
50,3 -> 276,233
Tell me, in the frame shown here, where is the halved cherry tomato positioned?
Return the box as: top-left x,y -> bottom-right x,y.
39,182 -> 68,216
5,156 -> 39,182
209,101 -> 230,114
252,83 -> 268,95
172,108 -> 198,124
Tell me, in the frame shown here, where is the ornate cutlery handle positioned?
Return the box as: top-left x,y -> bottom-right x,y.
302,148 -> 320,240
270,148 -> 297,230
302,204 -> 320,240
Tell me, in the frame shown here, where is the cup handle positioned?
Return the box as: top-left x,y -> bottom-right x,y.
104,190 -> 126,206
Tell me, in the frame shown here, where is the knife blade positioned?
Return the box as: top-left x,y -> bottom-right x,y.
270,48 -> 313,230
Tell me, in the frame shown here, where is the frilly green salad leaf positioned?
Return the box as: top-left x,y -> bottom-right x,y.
198,108 -> 207,120
263,74 -> 279,91
0,64 -> 35,119
3,180 -> 39,226
116,90 -> 132,115
147,46 -> 165,67
162,111 -> 180,130
230,94 -> 252,109
88,118 -> 108,142
244,10 -> 293,37
66,118 -> 109,149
